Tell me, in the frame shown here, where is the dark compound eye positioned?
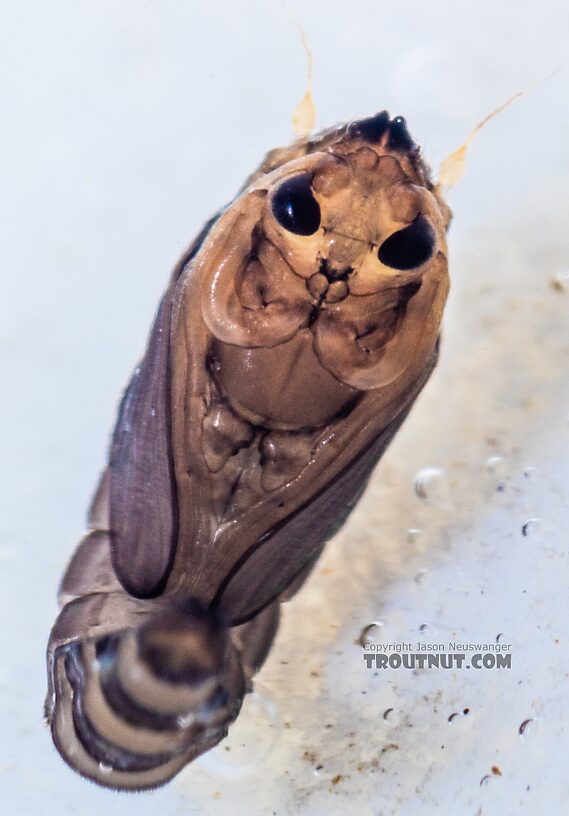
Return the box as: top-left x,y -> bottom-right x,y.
378,215 -> 435,270
272,174 -> 321,236
387,115 -> 415,152
348,110 -> 390,143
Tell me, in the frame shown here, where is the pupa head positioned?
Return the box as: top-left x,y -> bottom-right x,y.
197,112 -> 450,425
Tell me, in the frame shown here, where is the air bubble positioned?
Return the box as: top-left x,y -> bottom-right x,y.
358,622 -> 384,646
414,467 -> 444,500
485,456 -> 504,473
521,518 -> 540,537
383,707 -> 400,725
519,718 -> 534,736
448,708 -> 469,723
98,762 -> 112,774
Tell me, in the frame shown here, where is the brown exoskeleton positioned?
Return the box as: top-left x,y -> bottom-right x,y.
45,111 -> 451,790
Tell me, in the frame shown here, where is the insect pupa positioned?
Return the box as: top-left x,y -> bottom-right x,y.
45,109 -> 450,790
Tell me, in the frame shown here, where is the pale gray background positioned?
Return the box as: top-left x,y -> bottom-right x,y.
1,1 -> 568,814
